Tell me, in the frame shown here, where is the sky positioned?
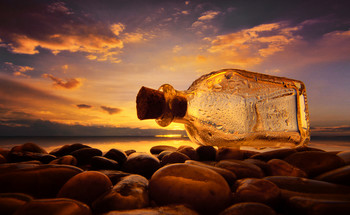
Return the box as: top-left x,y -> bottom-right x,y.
0,0 -> 349,136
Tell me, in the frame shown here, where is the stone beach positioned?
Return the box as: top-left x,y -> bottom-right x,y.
0,142 -> 350,214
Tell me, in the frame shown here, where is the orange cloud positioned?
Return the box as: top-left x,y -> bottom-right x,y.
3,62 -> 34,78
76,104 -> 92,109
43,74 -> 81,89
101,106 -> 122,115
191,10 -> 221,35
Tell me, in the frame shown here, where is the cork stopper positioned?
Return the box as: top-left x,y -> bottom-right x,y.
136,86 -> 166,120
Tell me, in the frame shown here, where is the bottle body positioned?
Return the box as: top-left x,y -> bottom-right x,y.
137,69 -> 310,148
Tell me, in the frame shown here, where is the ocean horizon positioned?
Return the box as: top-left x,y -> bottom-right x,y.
1,135 -> 350,153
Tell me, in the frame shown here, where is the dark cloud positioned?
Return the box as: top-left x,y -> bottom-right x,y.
101,106 -> 122,115
76,104 -> 92,109
43,74 -> 81,89
0,118 -> 186,136
2,62 -> 34,78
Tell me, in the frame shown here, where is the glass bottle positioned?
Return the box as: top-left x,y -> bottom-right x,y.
136,69 -> 310,148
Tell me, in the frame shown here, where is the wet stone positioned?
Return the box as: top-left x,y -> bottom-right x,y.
149,163 -> 232,214
125,149 -> 136,156
250,149 -> 297,161
57,171 -> 112,206
8,152 -> 56,164
296,146 -> 325,152
314,165 -> 350,186
104,149 -> 127,164
50,155 -> 77,166
244,159 -> 271,176
284,151 -> 345,177
185,160 -> 237,186
150,145 -> 177,154
177,146 -> 198,160
196,145 -> 216,161
219,202 -> 277,215
50,143 -> 91,157
122,152 -> 160,178
105,204 -> 199,215
70,148 -> 102,166
156,150 -> 172,160
0,164 -> 83,198
11,142 -> 47,154
160,151 -> 190,166
267,159 -> 307,177
0,148 -> 10,159
337,151 -> 350,165
216,147 -> 243,161
287,196 -> 350,215
0,154 -> 6,164
0,193 -> 33,215
233,178 -> 280,205
92,174 -> 149,213
91,156 -> 120,170
13,198 -> 91,215
240,150 -> 260,159
216,160 -> 264,179
97,170 -> 131,185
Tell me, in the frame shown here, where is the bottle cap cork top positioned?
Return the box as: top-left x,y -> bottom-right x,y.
136,86 -> 166,120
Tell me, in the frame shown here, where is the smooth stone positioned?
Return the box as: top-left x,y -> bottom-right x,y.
160,151 -> 190,166
314,165 -> 350,186
156,150 -> 172,160
97,170 -> 131,185
196,145 -> 216,161
267,159 -> 307,177
105,204 -> 199,215
50,155 -> 77,166
177,146 -> 198,160
244,159 -> 271,176
288,196 -> 350,215
216,147 -> 243,161
264,176 -> 350,194
234,178 -> 280,205
57,171 -> 112,205
150,145 -> 177,154
125,150 -> 136,156
216,160 -> 264,179
240,150 -> 260,159
8,151 -> 56,164
0,193 -> 33,215
91,156 -> 120,170
104,149 -> 127,164
219,202 -> 277,215
0,163 -> 40,174
50,143 -> 91,157
13,198 -> 91,215
11,142 -> 47,154
337,151 -> 350,165
0,148 -> 10,159
284,151 -> 345,177
296,146 -> 325,152
250,149 -> 297,161
185,160 -> 237,186
149,163 -> 232,214
122,152 -> 160,178
0,154 -> 6,164
0,164 -> 83,198
92,174 -> 149,213
70,148 -> 102,166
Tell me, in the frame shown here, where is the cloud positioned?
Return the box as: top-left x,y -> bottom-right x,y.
101,106 -> 122,115
2,62 -> 34,78
76,104 -> 92,109
198,10 -> 220,21
0,1 -> 123,62
42,74 -> 81,89
191,10 -> 221,35
311,125 -> 350,136
206,22 -> 300,66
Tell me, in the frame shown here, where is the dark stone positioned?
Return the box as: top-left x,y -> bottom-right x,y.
0,193 -> 33,215
177,146 -> 198,160
105,204 -> 199,215
0,154 -> 6,164
157,150 -> 172,160
337,151 -> 350,165
250,149 -> 297,161
104,149 -> 127,164
125,150 -> 136,156
296,146 -> 325,152
196,145 -> 216,161
97,170 -> 131,185
267,159 -> 307,177
70,148 -> 102,166
284,151 -> 345,177
216,147 -> 243,161
160,151 -> 190,166
92,174 -> 149,213
314,165 -> 350,186
219,202 -> 277,215
234,178 -> 280,205
57,171 -> 112,206
149,163 -> 232,214
122,152 -> 160,178
0,164 -> 83,198
0,163 -> 40,174
50,155 -> 77,166
13,198 -> 91,215
50,143 -> 91,157
185,160 -> 237,186
11,142 -> 47,154
240,150 -> 260,159
216,160 -> 264,179
91,156 -> 120,170
244,159 -> 271,176
150,145 -> 177,154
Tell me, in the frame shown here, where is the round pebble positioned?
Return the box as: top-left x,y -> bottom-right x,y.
150,145 -> 177,154
216,160 -> 264,179
196,145 -> 216,161
104,149 -> 127,164
70,148 -> 102,166
160,151 -> 190,166
216,147 -> 243,161
50,155 -> 77,166
91,156 -> 120,170
337,151 -> 350,165
122,152 -> 160,178
314,165 -> 350,186
250,149 -> 297,161
177,146 -> 198,160
267,159 -> 307,177
219,202 -> 277,215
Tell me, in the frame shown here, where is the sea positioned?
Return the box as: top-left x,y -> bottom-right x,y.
1,136 -> 350,153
